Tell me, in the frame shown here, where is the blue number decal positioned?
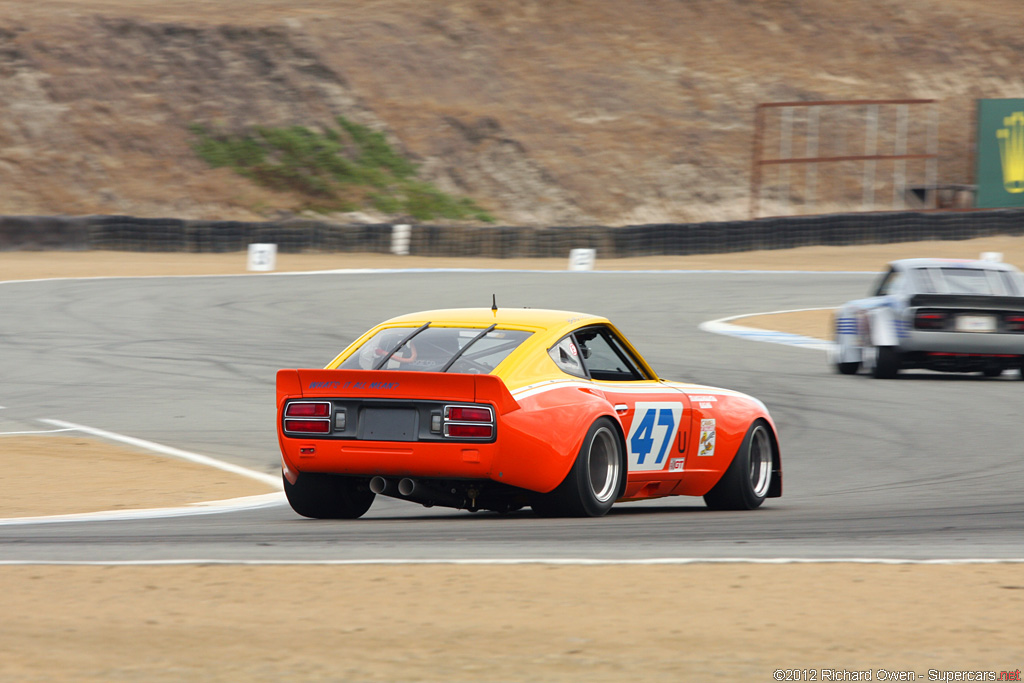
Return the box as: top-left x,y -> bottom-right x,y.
625,402 -> 684,471
630,408 -> 656,464
654,408 -> 676,465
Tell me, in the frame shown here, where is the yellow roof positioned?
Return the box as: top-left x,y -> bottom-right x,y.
324,307 -> 660,387
380,308 -> 609,337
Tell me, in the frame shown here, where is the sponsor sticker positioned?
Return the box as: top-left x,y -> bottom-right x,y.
669,457 -> 686,472
698,418 -> 716,457
690,395 -> 718,402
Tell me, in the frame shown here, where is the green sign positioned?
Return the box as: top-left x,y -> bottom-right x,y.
976,98 -> 1024,208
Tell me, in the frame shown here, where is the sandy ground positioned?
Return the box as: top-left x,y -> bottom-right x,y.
3,237 -> 1024,681
3,564 -> 1023,682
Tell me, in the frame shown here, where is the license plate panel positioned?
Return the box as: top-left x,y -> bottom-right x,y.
955,315 -> 996,333
359,408 -> 418,441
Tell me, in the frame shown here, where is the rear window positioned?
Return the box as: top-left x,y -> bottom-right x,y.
338,326 -> 532,373
912,267 -> 1024,296
940,268 -> 997,295
998,270 -> 1024,296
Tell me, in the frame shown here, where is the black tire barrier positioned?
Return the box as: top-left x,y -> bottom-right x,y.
0,215 -> 90,250
2,210 -> 1024,259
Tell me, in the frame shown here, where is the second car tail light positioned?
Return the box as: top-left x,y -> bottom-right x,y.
914,310 -> 947,330
442,404 -> 494,440
1005,315 -> 1024,333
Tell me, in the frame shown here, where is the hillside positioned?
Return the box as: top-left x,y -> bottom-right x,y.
1,0 -> 1022,227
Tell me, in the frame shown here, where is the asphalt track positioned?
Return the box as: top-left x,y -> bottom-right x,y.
2,269 -> 1023,562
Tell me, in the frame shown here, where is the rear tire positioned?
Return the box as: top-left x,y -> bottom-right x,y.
283,472 -> 375,519
703,421 -> 774,511
835,360 -> 860,375
531,417 -> 623,518
872,345 -> 901,379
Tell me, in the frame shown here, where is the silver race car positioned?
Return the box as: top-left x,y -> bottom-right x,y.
831,257 -> 1024,379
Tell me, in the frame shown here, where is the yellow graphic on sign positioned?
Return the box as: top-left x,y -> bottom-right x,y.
996,111 -> 1024,193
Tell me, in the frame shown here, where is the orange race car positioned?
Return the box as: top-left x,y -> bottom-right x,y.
277,307 -> 781,518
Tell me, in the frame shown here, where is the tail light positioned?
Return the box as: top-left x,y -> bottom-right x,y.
284,401 -> 332,434
914,310 -> 947,330
441,404 -> 494,439
1005,315 -> 1024,333
285,402 -> 330,417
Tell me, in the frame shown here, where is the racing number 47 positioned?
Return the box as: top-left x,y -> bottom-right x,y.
627,402 -> 684,470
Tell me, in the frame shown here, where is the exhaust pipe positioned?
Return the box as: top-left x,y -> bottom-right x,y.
398,478 -> 467,509
370,476 -> 470,509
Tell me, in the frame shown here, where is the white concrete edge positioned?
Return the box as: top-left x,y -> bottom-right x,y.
0,557 -> 1021,566
0,493 -> 285,527
699,307 -> 836,352
0,269 -> 877,286
0,427 -> 78,435
39,419 -> 282,488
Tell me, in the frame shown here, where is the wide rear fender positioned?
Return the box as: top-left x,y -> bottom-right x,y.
494,386 -> 618,493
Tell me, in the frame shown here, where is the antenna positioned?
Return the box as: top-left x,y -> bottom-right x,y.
491,294 -> 498,312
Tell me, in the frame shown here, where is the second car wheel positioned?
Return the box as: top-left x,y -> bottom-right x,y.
531,417 -> 623,518
835,360 -> 860,375
283,472 -> 376,519
872,345 -> 901,379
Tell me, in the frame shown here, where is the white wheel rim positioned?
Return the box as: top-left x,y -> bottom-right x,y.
588,427 -> 620,504
748,426 -> 772,499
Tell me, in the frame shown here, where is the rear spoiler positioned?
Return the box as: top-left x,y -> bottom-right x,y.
276,369 -> 521,415
909,294 -> 1024,311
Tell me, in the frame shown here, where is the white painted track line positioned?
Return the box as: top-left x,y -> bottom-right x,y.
40,418 -> 281,488
0,493 -> 284,527
700,307 -> 835,351
0,557 -> 1021,566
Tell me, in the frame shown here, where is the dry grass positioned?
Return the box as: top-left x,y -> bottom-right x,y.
1,0 -> 1023,226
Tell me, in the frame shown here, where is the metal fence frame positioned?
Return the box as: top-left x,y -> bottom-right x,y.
750,99 -> 938,219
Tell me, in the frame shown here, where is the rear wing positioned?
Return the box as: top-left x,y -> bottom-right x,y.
276,369 -> 521,415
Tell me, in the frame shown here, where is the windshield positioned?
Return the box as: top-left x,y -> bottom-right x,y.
338,326 -> 533,373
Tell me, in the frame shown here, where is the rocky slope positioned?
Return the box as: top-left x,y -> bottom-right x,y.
1,0 -> 1022,227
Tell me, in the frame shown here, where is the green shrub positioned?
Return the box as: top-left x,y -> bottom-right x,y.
189,119 -> 493,222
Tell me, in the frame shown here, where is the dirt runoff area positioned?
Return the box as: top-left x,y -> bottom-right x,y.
3,237 -> 1024,681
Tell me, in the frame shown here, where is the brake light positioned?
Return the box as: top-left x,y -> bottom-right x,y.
445,423 -> 493,438
914,310 -> 947,330
447,406 -> 491,422
284,419 -> 331,434
442,404 -> 494,440
1005,315 -> 1024,333
285,402 -> 330,418
283,401 -> 332,434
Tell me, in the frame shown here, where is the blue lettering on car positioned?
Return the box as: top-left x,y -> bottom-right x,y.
308,381 -> 342,390
307,381 -> 399,390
